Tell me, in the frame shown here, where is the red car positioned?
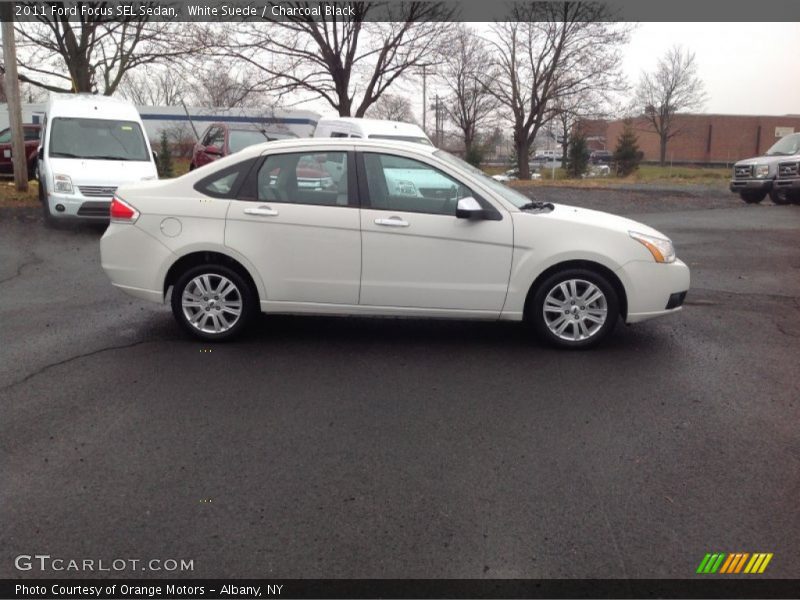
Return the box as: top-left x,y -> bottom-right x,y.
189,123 -> 297,170
0,123 -> 41,180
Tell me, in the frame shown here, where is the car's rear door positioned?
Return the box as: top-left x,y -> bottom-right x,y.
225,147 -> 361,306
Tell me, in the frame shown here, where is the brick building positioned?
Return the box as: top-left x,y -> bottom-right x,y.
589,114 -> 800,165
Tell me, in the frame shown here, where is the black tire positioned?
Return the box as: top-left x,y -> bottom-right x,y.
740,191 -> 766,204
170,264 -> 255,342
769,189 -> 793,205
528,268 -> 620,349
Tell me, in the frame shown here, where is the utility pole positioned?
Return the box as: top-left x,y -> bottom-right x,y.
1,5 -> 29,191
422,65 -> 427,132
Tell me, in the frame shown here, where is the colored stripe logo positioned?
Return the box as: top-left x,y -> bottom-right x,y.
697,552 -> 773,574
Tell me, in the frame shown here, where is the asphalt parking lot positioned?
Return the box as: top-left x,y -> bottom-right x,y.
1,188 -> 798,579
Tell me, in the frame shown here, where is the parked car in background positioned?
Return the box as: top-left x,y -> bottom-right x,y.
101,138 -> 689,349
590,150 -> 613,165
772,159 -> 800,204
730,132 -> 800,205
0,124 -> 41,180
314,117 -> 433,145
190,123 -> 298,170
39,94 -> 158,225
491,167 -> 541,182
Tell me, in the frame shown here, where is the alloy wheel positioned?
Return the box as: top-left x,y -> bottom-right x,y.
542,278 -> 608,342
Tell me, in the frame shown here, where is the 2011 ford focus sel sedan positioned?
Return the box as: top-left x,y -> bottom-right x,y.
100,138 -> 690,348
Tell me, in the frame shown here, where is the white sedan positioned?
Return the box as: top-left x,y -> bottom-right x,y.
100,139 -> 690,348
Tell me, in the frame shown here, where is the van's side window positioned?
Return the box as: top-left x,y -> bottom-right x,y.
330,132 -> 348,138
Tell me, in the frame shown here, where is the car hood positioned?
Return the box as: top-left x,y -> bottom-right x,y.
734,154 -> 799,167
46,157 -> 158,186
538,203 -> 669,239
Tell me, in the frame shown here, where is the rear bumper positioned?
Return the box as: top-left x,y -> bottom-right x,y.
100,223 -> 175,303
616,259 -> 691,324
729,179 -> 772,193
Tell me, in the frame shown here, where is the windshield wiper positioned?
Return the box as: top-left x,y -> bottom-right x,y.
519,200 -> 554,211
88,155 -> 135,161
50,152 -> 82,158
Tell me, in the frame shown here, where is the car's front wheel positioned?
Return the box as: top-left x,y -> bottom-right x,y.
740,191 -> 766,204
170,264 -> 255,341
769,189 -> 793,205
529,268 -> 619,349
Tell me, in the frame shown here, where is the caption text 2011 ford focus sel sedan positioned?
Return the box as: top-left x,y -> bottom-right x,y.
100,139 -> 690,349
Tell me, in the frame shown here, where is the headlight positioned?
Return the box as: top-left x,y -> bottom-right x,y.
629,231 -> 676,263
754,164 -> 770,178
53,174 -> 73,194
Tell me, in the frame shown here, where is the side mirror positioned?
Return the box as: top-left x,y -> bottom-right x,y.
456,196 -> 485,219
151,150 -> 159,163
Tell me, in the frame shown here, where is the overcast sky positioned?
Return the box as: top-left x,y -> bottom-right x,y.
304,22 -> 800,121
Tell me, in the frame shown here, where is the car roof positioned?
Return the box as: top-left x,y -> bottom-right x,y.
231,137 -> 439,160
46,93 -> 141,121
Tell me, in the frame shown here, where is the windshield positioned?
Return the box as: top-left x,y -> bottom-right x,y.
228,129 -> 297,153
766,133 -> 800,156
49,117 -> 149,161
368,134 -> 433,146
434,149 -> 536,209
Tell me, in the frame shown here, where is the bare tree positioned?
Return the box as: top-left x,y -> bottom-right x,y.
552,88 -> 612,161
440,24 -> 499,157
484,3 -> 629,179
190,61 -> 264,109
118,66 -> 187,106
7,4 -> 202,95
367,93 -> 416,122
634,45 -> 706,165
227,2 -> 454,117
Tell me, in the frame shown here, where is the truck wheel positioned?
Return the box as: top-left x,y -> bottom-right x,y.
740,191 -> 766,204
769,189 -> 793,205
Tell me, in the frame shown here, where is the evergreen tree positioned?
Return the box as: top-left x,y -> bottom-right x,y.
157,129 -> 174,178
565,131 -> 589,178
613,120 -> 643,177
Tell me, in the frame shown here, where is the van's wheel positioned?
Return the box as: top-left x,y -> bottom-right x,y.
528,268 -> 619,349
171,264 -> 255,341
769,189 -> 793,205
740,191 -> 766,204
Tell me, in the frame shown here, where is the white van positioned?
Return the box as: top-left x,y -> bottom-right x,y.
38,94 -> 158,224
313,117 -> 433,145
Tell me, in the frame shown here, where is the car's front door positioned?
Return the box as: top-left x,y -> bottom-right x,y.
225,149 -> 361,305
357,151 -> 513,312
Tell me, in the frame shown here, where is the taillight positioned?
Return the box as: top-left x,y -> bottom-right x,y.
110,196 -> 139,223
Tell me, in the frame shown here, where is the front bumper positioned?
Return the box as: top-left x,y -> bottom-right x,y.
616,259 -> 691,324
773,178 -> 800,191
46,191 -> 111,220
729,179 -> 773,193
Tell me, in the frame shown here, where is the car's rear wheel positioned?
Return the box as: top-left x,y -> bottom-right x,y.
171,264 -> 255,341
769,189 -> 793,205
740,191 -> 766,204
529,268 -> 619,349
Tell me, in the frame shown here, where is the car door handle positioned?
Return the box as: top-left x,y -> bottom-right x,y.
244,205 -> 279,217
374,216 -> 409,227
